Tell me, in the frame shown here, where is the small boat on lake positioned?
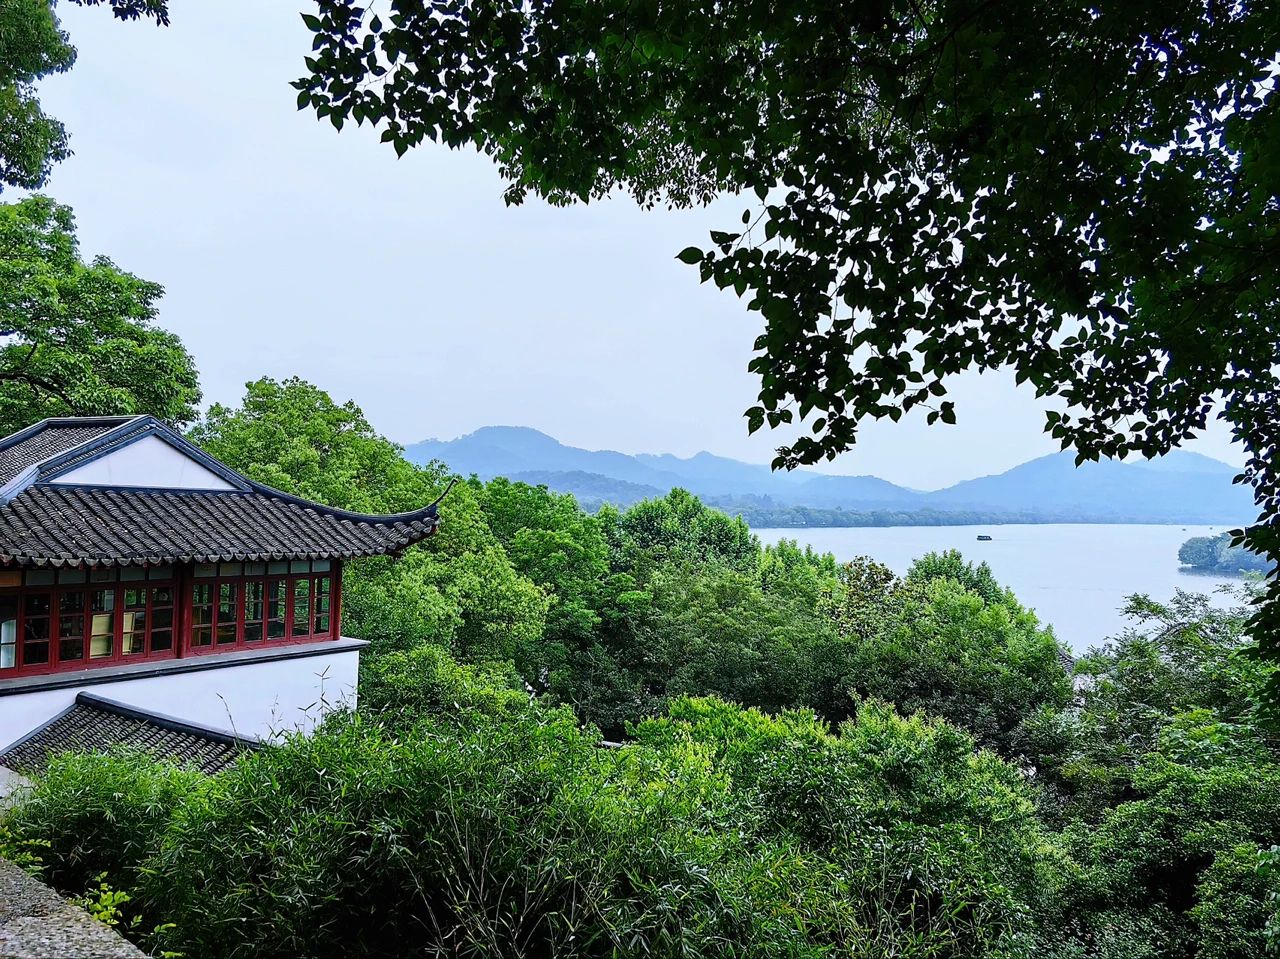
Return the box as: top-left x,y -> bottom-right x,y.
976,534 -> 993,541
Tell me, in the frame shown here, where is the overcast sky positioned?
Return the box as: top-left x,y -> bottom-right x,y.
30,1 -> 1242,490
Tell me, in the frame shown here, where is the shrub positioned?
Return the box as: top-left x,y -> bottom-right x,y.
359,641 -> 531,723
847,577 -> 1071,757
635,697 -> 1055,957
2,749 -> 204,894
2,687 -> 1052,958
142,707 -> 839,959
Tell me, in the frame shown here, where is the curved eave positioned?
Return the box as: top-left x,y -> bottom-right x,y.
0,484 -> 445,569
242,476 -> 450,526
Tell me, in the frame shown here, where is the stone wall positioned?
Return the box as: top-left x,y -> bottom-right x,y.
0,859 -> 143,958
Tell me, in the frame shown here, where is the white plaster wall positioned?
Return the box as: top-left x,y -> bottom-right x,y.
49,435 -> 237,491
0,649 -> 360,751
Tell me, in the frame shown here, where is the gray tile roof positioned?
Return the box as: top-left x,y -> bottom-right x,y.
0,694 -> 258,776
0,416 -> 446,566
0,419 -> 135,487
0,485 -> 440,566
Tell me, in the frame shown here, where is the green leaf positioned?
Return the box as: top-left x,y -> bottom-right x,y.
675,247 -> 704,265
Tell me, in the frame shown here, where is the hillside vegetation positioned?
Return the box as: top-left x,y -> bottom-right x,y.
1180,532 -> 1272,577
4,378 -> 1278,959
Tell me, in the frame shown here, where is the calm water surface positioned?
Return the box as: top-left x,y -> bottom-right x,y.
754,524 -> 1242,653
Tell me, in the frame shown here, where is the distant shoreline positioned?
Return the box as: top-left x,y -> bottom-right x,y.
704,509 -> 1251,530
739,518 -> 1249,529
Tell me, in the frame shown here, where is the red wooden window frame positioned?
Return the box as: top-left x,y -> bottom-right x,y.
0,560 -> 343,679
0,567 -> 178,678
185,561 -> 339,655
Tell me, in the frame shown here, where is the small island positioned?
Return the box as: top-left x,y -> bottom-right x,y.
1178,531 -> 1270,576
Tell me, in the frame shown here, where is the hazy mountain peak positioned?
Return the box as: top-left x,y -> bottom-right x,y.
403,427 -> 1250,524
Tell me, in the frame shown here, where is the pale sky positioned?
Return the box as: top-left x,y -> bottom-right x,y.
29,1 -> 1243,490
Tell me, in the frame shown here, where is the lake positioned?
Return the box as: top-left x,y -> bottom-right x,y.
753,524 -> 1243,653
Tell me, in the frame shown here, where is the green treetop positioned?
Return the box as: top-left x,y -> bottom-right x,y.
0,196 -> 200,432
0,0 -> 169,193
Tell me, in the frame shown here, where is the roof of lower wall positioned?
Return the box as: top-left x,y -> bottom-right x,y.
0,416 -> 446,566
0,693 -> 259,776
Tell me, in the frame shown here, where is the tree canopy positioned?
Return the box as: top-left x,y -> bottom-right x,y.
0,195 -> 200,432
295,0 -> 1280,699
0,0 -> 169,193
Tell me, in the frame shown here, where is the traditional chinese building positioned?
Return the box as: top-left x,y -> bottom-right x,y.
0,414 -> 442,772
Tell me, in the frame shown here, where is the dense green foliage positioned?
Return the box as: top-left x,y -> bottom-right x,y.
6,381 -> 1280,956
0,196 -> 200,433
1180,532 -> 1272,576
292,0 -> 1280,706
6,660 -> 1057,959
1030,591 -> 1280,958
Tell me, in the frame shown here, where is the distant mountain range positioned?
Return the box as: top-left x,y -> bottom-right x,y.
404,426 -> 1255,526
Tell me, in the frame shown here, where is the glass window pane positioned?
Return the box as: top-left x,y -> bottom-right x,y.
151,607 -> 173,631
312,560 -> 331,573
59,637 -> 84,662
268,561 -> 289,575
151,586 -> 173,606
120,566 -> 145,581
245,562 -> 266,576
216,623 -> 238,645
90,587 -> 114,658
123,631 -> 145,655
123,610 -> 146,633
267,581 -> 285,615
89,567 -> 115,583
150,630 -> 173,653
148,565 -> 173,580
218,582 -> 238,622
24,593 -> 50,616
57,568 -> 86,584
219,563 -> 243,577
58,613 -> 83,638
314,614 -> 330,635
24,641 -> 49,665
316,577 -> 331,597
24,569 -> 54,586
124,588 -> 146,609
292,580 -> 310,636
0,595 -> 17,670
24,618 -> 49,641
193,583 -> 211,605
195,564 -> 218,578
191,625 -> 212,648
59,591 -> 85,615
290,560 -> 310,574
193,605 -> 213,626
